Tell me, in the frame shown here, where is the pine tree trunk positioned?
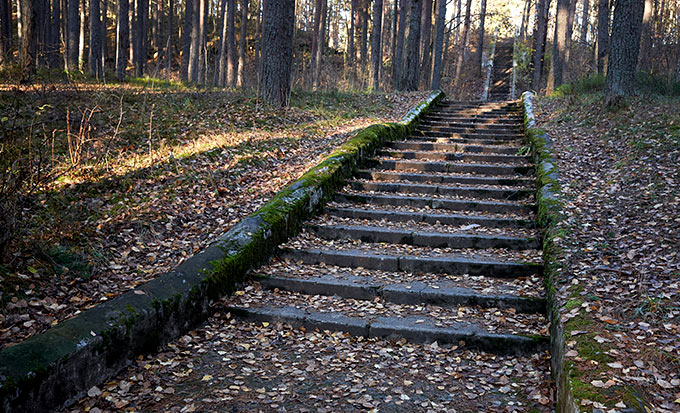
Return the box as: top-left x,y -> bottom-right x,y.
19,0 -> 36,81
165,0 -> 173,77
260,0 -> 293,106
100,0 -> 107,70
419,0 -> 432,87
580,0 -> 589,43
347,0 -> 356,85
596,0 -> 609,74
453,0 -> 471,89
405,0 -> 421,91
392,0 -> 407,90
310,0 -> 322,87
116,0 -> 129,80
475,0 -> 487,77
358,0 -> 368,85
226,0 -> 236,86
454,0 -> 461,46
430,0 -> 445,89
197,0 -> 206,84
313,0 -> 326,90
638,0 -> 653,71
237,0 -> 247,88
135,0 -> 148,76
520,0 -> 531,40
48,0 -> 61,67
180,0 -> 192,80
216,0 -> 227,84
531,0 -> 550,89
551,0 -> 570,90
78,0 -> 85,69
89,0 -> 103,78
370,0 -> 382,90
0,0 -> 11,63
605,0 -> 644,106
564,0 -> 577,75
188,0 -> 199,81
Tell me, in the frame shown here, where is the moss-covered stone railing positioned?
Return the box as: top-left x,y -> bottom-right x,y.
522,91 -> 578,413
0,90 -> 445,412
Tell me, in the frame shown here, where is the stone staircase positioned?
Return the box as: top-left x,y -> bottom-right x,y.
489,40 -> 514,101
226,100 -> 547,357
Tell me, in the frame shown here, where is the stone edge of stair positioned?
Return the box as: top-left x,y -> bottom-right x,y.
0,91 -> 446,413
521,93 -> 576,409
227,306 -> 548,356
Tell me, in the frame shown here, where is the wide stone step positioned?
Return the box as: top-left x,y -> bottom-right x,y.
307,224 -> 540,250
348,181 -> 534,200
415,126 -> 521,136
379,150 -> 529,163
357,170 -> 533,186
325,206 -> 536,228
387,141 -> 522,154
368,159 -> 534,176
411,130 -> 522,140
423,113 -> 523,121
255,275 -> 546,313
403,136 -> 524,146
335,192 -> 536,214
280,248 -> 543,278
418,122 -> 521,131
432,109 -> 520,117
227,306 -> 547,355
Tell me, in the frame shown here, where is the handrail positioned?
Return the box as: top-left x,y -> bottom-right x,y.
481,28 -> 498,101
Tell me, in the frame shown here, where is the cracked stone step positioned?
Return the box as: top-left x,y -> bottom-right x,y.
357,170 -> 534,186
367,159 -> 534,176
386,141 -> 523,154
402,136 -> 525,145
347,180 -> 534,201
413,129 -> 522,139
255,274 -> 546,314
226,306 -> 547,355
324,206 -> 536,228
279,248 -> 542,278
335,192 -> 535,215
378,150 -> 529,164
307,224 -> 541,250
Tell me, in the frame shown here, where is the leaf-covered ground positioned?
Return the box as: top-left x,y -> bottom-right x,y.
536,94 -> 680,412
0,83 -> 430,349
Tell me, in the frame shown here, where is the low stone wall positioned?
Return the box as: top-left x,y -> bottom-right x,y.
0,90 -> 445,412
521,91 -> 578,413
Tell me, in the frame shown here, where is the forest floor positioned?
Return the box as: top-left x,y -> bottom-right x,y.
535,93 -> 680,411
0,79 -> 430,349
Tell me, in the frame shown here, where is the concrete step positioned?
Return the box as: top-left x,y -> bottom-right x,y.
423,113 -> 523,121
357,170 -> 533,186
307,224 -> 541,250
227,306 -> 548,355
367,159 -> 534,176
418,121 -> 522,131
403,136 -> 525,146
324,206 -> 536,228
335,192 -> 536,215
279,248 -> 543,278
386,141 -> 523,154
420,118 -> 523,126
411,130 -> 523,140
255,274 -> 546,313
379,150 -> 529,163
415,126 -> 521,136
347,180 -> 534,201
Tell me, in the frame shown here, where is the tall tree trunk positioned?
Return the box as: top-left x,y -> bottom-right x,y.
313,0 -> 326,89
347,0 -> 357,84
453,0 -> 471,89
391,0 -> 397,63
420,0 -> 432,87
564,0 -> 577,75
310,0 -> 323,87
358,0 -> 368,85
216,0 -> 227,84
78,0 -> 85,69
180,0 -> 192,81
116,0 -> 129,80
19,0 -> 36,81
197,0 -> 206,84
89,0 -> 103,78
392,0 -> 407,90
100,0 -> 107,70
580,0 -> 589,43
135,0 -> 148,76
260,0 -> 293,106
237,0 -> 248,88
226,0 -> 236,86
454,0 -> 461,46
370,0 -> 383,90
596,0 -> 609,74
551,0 -> 570,90
605,0 -> 644,106
48,0 -> 61,67
531,0 -> 550,89
637,0 -> 652,71
0,0 -> 11,63
254,0 -> 261,77
475,0 -> 487,77
430,0 -> 445,89
165,0 -> 173,77
188,0 -> 199,81
404,0 -> 421,91
520,0 -> 532,40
